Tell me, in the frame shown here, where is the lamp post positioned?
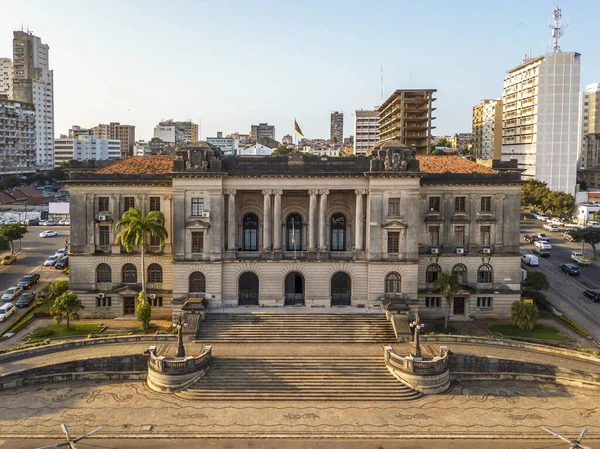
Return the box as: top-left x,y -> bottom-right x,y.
409,314 -> 425,358
174,314 -> 188,358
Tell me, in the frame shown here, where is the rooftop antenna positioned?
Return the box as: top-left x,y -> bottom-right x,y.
550,5 -> 567,53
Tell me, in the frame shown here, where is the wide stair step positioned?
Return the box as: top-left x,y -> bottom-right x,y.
176,356 -> 421,401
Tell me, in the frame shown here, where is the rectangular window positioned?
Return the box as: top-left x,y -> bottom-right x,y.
387,231 -> 400,253
388,198 -> 401,217
425,297 -> 441,308
191,198 -> 204,216
123,196 -> 135,212
481,226 -> 491,246
476,297 -> 493,308
150,234 -> 162,248
99,226 -> 110,248
429,226 -> 440,246
455,226 -> 465,246
481,196 -> 492,212
455,196 -> 466,212
192,231 -> 204,253
149,196 -> 160,212
96,296 -> 112,307
98,196 -> 109,212
151,296 -> 163,307
429,196 -> 440,212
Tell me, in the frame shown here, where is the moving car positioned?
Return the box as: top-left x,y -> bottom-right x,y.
543,223 -> 559,232
549,217 -> 564,226
39,230 -> 58,238
2,286 -> 24,301
535,233 -> 550,241
584,289 -> 600,303
563,232 -> 577,241
524,234 -> 537,243
532,248 -> 550,258
17,273 -> 40,289
1,254 -> 17,265
536,213 -> 549,221
534,240 -> 552,249
521,254 -> 539,266
571,252 -> 591,266
54,256 -> 68,269
560,263 -> 580,276
43,255 -> 60,266
16,291 -> 36,307
0,303 -> 15,322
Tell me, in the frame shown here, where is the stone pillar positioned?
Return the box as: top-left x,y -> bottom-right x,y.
354,189 -> 366,251
273,190 -> 282,251
318,189 -> 329,251
110,194 -> 120,254
308,190 -> 318,251
85,193 -> 95,253
162,193 -> 173,253
226,190 -> 236,251
495,194 -> 505,247
262,190 -> 272,251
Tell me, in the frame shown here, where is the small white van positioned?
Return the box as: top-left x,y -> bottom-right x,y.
521,254 -> 539,266
0,303 -> 15,322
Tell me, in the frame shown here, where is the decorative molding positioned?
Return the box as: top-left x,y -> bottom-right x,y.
225,189 -> 237,196
308,189 -> 319,196
355,189 -> 367,195
382,219 -> 408,229
163,194 -> 173,201
262,189 -> 272,195
318,189 -> 329,195
272,189 -> 283,196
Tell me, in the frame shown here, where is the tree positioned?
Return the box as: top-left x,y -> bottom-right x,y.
522,271 -> 549,292
50,291 -> 84,330
431,149 -> 446,155
46,280 -> 70,302
137,291 -> 152,331
434,273 -> 461,329
271,146 -> 301,157
115,208 -> 168,301
0,223 -> 28,254
511,301 -> 539,331
571,227 -> 600,259
521,180 -> 548,208
437,138 -> 452,148
594,210 -> 600,221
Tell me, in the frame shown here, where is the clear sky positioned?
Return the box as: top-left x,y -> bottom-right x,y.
1,0 -> 599,142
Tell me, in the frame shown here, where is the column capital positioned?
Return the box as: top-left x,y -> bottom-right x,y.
355,189 -> 367,195
308,189 -> 319,196
495,193 -> 506,200
225,189 -> 237,196
111,193 -> 120,200
136,193 -> 147,200
262,189 -> 272,195
272,189 -> 283,196
318,189 -> 329,195
86,193 -> 95,200
162,193 -> 173,201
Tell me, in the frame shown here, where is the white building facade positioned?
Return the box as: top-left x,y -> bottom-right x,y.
206,132 -> 235,155
354,109 -> 379,155
0,58 -> 11,96
154,125 -> 176,144
578,82 -> 600,169
54,136 -> 121,167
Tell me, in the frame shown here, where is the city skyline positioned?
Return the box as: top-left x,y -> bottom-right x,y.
1,0 -> 599,142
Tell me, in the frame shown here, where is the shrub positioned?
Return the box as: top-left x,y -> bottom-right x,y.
558,315 -> 590,337
31,328 -> 55,338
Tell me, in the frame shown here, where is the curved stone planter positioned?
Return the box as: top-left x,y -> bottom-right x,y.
146,345 -> 213,393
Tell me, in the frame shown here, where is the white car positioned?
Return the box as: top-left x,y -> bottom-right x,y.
2,286 -> 24,302
55,248 -> 68,257
543,223 -> 559,232
43,255 -> 60,266
39,230 -> 59,238
549,218 -> 564,226
534,240 -> 552,250
0,303 -> 15,322
536,213 -> 549,221
64,219 -> 70,226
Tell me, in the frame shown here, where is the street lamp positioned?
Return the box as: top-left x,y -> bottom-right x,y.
409,314 -> 425,358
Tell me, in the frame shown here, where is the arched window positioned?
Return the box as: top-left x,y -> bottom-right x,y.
385,272 -> 401,293
148,263 -> 163,283
243,213 -> 258,251
426,264 -> 441,283
330,213 -> 346,251
189,272 -> 206,293
286,213 -> 302,251
122,263 -> 137,284
96,263 -> 112,283
478,264 -> 493,283
452,264 -> 467,285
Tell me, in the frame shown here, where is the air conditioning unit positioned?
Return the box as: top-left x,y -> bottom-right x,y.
97,293 -> 105,299
148,294 -> 156,299
456,247 -> 465,254
98,215 -> 108,221
482,247 -> 492,254
201,212 -> 210,218
430,247 -> 439,254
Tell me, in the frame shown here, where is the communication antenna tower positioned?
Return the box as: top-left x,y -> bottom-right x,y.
550,5 -> 567,53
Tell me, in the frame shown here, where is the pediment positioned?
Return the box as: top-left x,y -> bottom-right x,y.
186,220 -> 210,229
382,219 -> 408,229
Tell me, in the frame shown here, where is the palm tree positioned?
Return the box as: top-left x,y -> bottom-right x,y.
511,301 -> 539,331
434,272 -> 461,330
115,208 -> 168,300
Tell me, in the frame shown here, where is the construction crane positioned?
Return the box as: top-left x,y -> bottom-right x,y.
542,426 -> 592,449
37,423 -> 103,449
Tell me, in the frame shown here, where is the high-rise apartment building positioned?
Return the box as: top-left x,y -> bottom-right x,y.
153,119 -> 198,146
330,111 -> 343,144
11,31 -> 54,169
353,109 -> 379,155
472,99 -> 503,160
0,98 -> 36,175
91,122 -> 135,157
0,58 -> 11,96
250,123 -> 275,143
500,52 -> 580,193
378,89 -> 437,154
581,134 -> 600,170
54,135 -> 121,167
578,82 -> 600,169
206,131 -> 235,155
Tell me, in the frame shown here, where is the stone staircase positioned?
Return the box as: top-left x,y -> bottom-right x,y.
195,313 -> 397,343
176,355 -> 422,401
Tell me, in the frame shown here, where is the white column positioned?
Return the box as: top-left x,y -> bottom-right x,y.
318,189 -> 329,251
355,189 -> 366,251
227,190 -> 236,251
262,189 -> 272,251
308,189 -> 318,250
273,190 -> 282,250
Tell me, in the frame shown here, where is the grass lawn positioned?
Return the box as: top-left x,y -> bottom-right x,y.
29,323 -> 103,341
487,324 -> 570,342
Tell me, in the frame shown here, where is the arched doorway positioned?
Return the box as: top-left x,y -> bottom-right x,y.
331,272 -> 351,306
284,272 -> 304,306
239,272 -> 259,306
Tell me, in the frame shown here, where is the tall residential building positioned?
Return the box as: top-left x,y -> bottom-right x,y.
451,133 -> 473,155
68,125 -> 92,138
206,131 -> 235,155
250,123 -> 275,143
11,31 -> 54,169
0,58 -> 11,96
378,89 -> 437,154
353,109 -> 379,155
578,82 -> 600,169
330,111 -> 343,144
0,98 -> 36,175
472,99 -> 503,160
91,122 -> 135,157
581,134 -> 600,170
153,119 -> 198,145
500,52 -> 581,193
54,135 -> 121,167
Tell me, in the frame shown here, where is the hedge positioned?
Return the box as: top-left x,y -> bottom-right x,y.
558,315 -> 590,337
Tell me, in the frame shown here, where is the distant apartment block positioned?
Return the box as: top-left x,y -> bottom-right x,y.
134,140 -> 152,157
250,123 -> 275,143
153,120 -> 198,146
472,99 -> 503,160
581,134 -> 600,171
451,133 -> 473,155
353,109 -> 379,155
54,135 -> 121,167
92,122 -> 135,157
378,89 -> 437,154
0,98 -> 36,175
0,58 -> 11,96
578,82 -> 600,169
330,111 -> 343,144
206,132 -> 235,155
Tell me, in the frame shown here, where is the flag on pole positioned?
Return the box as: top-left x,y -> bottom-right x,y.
294,119 -> 304,137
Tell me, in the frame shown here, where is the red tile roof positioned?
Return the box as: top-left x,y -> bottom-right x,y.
0,191 -> 15,204
4,188 -> 28,200
417,156 -> 497,174
16,185 -> 43,197
96,156 -> 175,174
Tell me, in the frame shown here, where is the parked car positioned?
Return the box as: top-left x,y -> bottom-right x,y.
524,234 -> 538,243
571,252 -> 591,266
16,291 -> 36,307
0,303 -> 15,322
64,219 -> 70,226
521,254 -> 539,266
529,210 -> 540,218
2,286 -> 24,301
543,223 -> 559,232
43,255 -> 60,266
564,226 -> 580,232
39,230 -> 59,238
45,220 -> 57,226
534,240 -> 552,249
55,248 -> 68,257
584,289 -> 600,303
24,218 -> 39,226
560,263 -> 580,276
1,254 -> 17,265
58,219 -> 66,225
535,233 -> 550,241
54,256 -> 68,269
549,217 -> 565,226
536,213 -> 549,221
17,273 -> 40,289
563,232 -> 577,241
532,248 -> 550,258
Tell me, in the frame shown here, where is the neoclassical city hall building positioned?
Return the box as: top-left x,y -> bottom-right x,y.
67,141 -> 523,321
